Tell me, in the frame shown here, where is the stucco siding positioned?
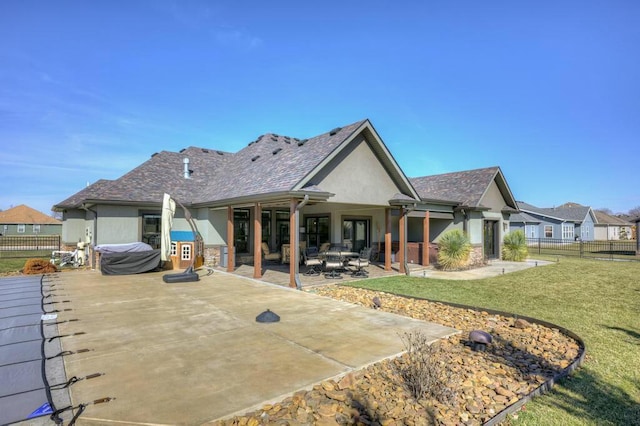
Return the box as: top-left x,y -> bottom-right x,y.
313,136 -> 405,205
96,205 -> 139,245
62,209 -> 87,244
482,181 -> 507,212
199,208 -> 227,245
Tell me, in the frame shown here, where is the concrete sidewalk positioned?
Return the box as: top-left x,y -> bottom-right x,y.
410,259 -> 552,280
55,270 -> 457,425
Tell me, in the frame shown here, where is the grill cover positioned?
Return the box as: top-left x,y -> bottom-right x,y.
100,249 -> 161,275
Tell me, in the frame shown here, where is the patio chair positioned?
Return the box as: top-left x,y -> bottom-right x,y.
303,247 -> 322,276
319,242 -> 331,253
348,247 -> 372,278
323,253 -> 343,279
261,242 -> 281,263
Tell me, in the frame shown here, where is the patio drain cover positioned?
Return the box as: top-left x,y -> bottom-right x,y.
256,309 -> 280,323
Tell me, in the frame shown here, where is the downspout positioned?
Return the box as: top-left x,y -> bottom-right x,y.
81,204 -> 98,269
294,194 -> 310,290
403,203 -> 417,276
461,208 -> 468,234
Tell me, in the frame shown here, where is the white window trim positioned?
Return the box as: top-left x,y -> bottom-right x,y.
544,225 -> 553,238
17,224 -> 25,233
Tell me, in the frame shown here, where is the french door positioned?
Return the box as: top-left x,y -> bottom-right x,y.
343,219 -> 369,253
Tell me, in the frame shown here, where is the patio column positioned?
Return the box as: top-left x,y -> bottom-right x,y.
399,208 -> 406,274
422,210 -> 430,266
253,203 -> 262,279
289,199 -> 297,288
226,206 -> 235,272
384,208 -> 392,271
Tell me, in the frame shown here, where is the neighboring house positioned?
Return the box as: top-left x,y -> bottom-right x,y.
593,211 -> 633,240
510,201 -> 596,241
409,167 -> 518,262
54,119 -> 519,286
0,204 -> 62,236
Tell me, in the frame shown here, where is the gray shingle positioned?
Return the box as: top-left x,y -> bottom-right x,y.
409,167 -> 500,207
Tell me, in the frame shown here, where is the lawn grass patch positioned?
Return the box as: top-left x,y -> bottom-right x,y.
345,257 -> 640,425
0,257 -> 31,274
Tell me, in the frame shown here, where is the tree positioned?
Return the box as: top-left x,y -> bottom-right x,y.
628,206 -> 640,218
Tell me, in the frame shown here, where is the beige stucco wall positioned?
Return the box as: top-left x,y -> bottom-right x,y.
62,209 -> 88,244
483,181 -> 508,212
95,205 -> 139,245
313,136 -> 404,205
199,208 -> 227,245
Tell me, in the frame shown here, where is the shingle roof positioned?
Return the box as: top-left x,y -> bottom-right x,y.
409,167 -> 503,207
594,210 -> 633,225
517,201 -> 593,223
54,120 -> 368,209
509,211 -> 540,223
0,205 -> 61,225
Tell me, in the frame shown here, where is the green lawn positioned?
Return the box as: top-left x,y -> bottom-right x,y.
0,257 -> 32,274
346,257 -> 640,425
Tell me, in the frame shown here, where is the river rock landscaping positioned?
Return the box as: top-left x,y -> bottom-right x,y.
214,285 -> 582,425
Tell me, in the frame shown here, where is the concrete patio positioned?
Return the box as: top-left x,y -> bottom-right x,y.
54,269 -> 457,425
228,258 -> 550,288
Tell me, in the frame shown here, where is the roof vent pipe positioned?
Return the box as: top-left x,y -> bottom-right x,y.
183,158 -> 190,179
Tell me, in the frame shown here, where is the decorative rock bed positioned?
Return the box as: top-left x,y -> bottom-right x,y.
214,286 -> 584,425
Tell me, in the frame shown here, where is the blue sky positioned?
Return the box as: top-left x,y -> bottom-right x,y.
1,1 -> 638,215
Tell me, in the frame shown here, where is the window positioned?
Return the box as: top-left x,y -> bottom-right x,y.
275,210 -> 290,248
305,216 -> 330,249
544,225 -> 553,238
562,224 -> 574,240
142,214 -> 161,248
17,224 -> 25,233
181,244 -> 191,261
262,211 -> 271,243
234,209 -> 250,253
32,224 -> 41,234
526,225 -> 536,238
170,242 -> 177,256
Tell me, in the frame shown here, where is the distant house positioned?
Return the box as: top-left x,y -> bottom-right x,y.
593,211 -> 633,240
0,205 -> 62,236
510,201 -> 596,241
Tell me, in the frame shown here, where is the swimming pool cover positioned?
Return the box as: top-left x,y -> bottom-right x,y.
0,274 -> 65,424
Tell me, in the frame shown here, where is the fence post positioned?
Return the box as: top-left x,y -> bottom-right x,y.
610,241 -> 614,260
579,239 -> 583,258
538,238 -> 541,255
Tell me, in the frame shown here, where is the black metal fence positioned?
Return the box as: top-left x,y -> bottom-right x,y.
526,238 -> 639,261
0,235 -> 61,258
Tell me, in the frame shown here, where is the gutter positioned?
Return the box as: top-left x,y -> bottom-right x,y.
293,194 -> 310,290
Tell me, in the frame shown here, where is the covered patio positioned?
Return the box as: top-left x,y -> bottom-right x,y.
227,257 -> 430,288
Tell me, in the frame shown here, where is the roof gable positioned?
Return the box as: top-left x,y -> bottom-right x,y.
410,166 -> 517,209
517,201 -> 594,223
0,205 -> 61,225
594,210 -> 633,225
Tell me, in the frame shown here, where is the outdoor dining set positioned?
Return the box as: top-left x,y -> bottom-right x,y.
301,244 -> 374,279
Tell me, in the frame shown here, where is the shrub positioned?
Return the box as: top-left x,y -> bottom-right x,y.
23,258 -> 58,275
392,331 -> 458,405
436,229 -> 471,270
502,230 -> 528,261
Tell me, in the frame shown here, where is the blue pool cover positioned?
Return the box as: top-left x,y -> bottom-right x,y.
0,274 -> 64,424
